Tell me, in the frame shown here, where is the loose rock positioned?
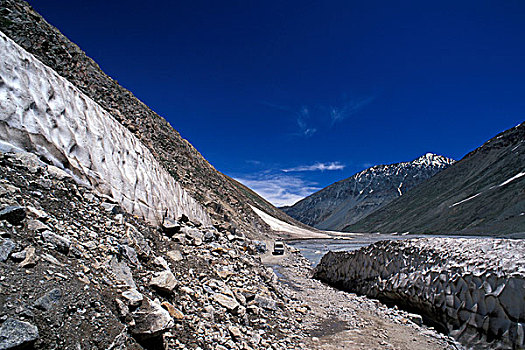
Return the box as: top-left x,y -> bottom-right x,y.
0,239 -> 15,262
149,270 -> 177,293
0,318 -> 39,350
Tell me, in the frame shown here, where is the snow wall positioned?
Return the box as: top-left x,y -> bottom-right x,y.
0,31 -> 211,226
314,238 -> 525,349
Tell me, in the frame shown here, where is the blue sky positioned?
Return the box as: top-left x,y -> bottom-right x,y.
29,0 -> 525,206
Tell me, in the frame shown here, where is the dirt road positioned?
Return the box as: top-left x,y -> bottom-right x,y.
262,247 -> 462,350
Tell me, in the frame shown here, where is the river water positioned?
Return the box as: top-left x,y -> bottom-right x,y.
287,233 -> 478,266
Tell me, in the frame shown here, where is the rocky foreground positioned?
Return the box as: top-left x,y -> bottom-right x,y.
0,151 -> 305,349
315,238 -> 525,349
0,151 -> 461,349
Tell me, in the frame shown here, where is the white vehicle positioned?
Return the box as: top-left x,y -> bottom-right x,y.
272,241 -> 285,255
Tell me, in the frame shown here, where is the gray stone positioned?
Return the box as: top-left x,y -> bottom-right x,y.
253,241 -> 267,254
149,270 -> 177,293
26,219 -> 49,233
0,239 -> 15,262
122,289 -> 144,308
10,250 -> 26,261
119,244 -> 139,266
153,256 -> 169,270
26,206 -> 49,221
213,293 -> 240,312
254,295 -> 277,310
228,325 -> 242,339
181,227 -> 204,246
41,230 -> 70,254
0,318 -> 38,350
166,250 -> 183,262
34,288 -> 62,311
407,313 -> 423,326
125,225 -> 152,258
129,298 -> 173,338
0,206 -> 26,225
203,231 -> 216,243
115,298 -> 130,318
47,165 -> 71,180
108,256 -> 136,288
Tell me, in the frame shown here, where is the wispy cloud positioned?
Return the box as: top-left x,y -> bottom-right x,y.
261,94 -> 375,137
296,106 -> 317,137
261,102 -> 317,137
245,160 -> 262,166
234,173 -> 320,207
282,161 -> 345,173
330,96 -> 375,124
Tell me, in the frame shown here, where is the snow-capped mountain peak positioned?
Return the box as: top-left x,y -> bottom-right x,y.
412,153 -> 455,167
282,153 -> 455,231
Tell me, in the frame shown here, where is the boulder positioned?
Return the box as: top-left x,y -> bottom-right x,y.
26,219 -> 50,233
129,298 -> 173,338
0,239 -> 15,262
166,250 -> 183,262
254,295 -> 278,311
153,256 -> 169,270
121,289 -> 144,308
41,230 -> 70,254
213,293 -> 240,313
180,227 -> 204,246
34,288 -> 62,311
0,318 -> 39,350
161,302 -> 184,320
108,256 -> 136,288
149,270 -> 177,293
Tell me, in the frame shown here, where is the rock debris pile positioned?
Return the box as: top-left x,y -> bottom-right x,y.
314,238 -> 525,349
0,151 -> 309,349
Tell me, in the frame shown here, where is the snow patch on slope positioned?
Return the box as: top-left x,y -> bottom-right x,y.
0,31 -> 211,226
498,172 -> 525,187
450,193 -> 481,208
250,206 -> 329,238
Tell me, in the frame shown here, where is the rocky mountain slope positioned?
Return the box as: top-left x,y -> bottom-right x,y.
0,0 -> 308,238
0,151 -> 312,349
282,153 -> 454,231
345,122 -> 525,236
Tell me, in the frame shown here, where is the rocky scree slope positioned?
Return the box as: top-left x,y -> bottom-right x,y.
0,151 -> 319,350
314,238 -> 525,349
345,122 -> 525,236
0,0 -> 308,238
282,153 -> 454,231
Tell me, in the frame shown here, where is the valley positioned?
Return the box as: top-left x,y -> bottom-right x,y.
0,1 -> 523,349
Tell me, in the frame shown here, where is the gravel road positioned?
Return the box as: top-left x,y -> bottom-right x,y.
263,246 -> 463,350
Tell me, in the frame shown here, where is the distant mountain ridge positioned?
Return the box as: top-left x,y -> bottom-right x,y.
282,153 -> 455,231
345,122 -> 525,236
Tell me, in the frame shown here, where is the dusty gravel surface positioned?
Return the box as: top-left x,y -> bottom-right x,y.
263,247 -> 463,350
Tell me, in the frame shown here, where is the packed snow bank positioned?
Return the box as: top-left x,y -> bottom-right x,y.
0,31 -> 211,226
315,238 -> 525,349
250,206 -> 329,239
